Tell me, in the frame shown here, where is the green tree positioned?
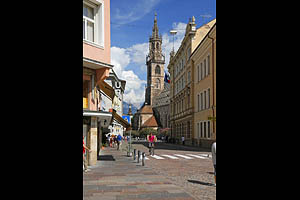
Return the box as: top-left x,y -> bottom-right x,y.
139,128 -> 157,138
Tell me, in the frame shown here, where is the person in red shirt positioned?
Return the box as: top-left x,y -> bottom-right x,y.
83,136 -> 92,173
147,133 -> 157,156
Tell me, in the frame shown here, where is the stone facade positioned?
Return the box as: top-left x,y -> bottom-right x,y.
152,83 -> 171,133
168,17 -> 216,147
145,13 -> 165,106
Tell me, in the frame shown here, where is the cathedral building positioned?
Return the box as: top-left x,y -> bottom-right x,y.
132,13 -> 165,131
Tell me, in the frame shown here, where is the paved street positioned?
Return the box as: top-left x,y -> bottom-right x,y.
130,141 -> 216,200
83,141 -> 216,200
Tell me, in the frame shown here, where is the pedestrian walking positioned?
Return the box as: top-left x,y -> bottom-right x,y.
83,136 -> 92,173
147,133 -> 157,156
113,135 -> 117,148
117,134 -> 122,150
109,136 -> 113,147
211,142 -> 216,186
182,136 -> 185,145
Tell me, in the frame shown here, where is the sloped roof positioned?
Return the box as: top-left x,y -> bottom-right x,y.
139,105 -> 153,114
191,18 -> 216,52
141,116 -> 158,127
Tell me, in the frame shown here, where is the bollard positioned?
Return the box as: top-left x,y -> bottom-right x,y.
137,150 -> 140,163
133,149 -> 136,160
142,152 -> 145,166
127,146 -> 133,157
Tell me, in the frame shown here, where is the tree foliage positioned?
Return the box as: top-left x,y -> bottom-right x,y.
139,128 -> 157,138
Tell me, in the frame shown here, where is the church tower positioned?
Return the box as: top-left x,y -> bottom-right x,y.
145,13 -> 165,105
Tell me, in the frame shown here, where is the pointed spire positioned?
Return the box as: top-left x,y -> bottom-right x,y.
128,103 -> 132,116
152,12 -> 159,39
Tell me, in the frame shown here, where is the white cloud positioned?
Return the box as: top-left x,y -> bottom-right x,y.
113,0 -> 161,25
111,47 -> 147,107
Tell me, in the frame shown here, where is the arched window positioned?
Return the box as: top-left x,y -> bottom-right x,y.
156,42 -> 159,49
155,78 -> 160,89
155,65 -> 161,74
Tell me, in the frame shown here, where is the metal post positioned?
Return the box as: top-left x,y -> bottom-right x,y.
133,149 -> 136,160
142,152 -> 145,166
137,150 -> 140,163
129,130 -> 132,155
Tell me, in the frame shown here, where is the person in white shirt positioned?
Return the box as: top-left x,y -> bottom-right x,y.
181,136 -> 185,145
211,142 -> 216,186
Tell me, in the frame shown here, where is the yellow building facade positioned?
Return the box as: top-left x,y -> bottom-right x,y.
168,17 -> 216,147
191,22 -> 216,148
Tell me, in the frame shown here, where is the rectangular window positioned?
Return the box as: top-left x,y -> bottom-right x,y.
197,65 -> 200,82
204,59 -> 207,77
197,94 -> 200,112
83,3 -> 95,42
208,121 -> 211,138
204,91 -> 207,109
208,88 -> 210,109
207,55 -> 210,75
197,123 -> 199,139
200,93 -> 203,110
200,63 -> 204,80
188,71 -> 191,83
204,122 -> 206,138
200,122 -> 203,138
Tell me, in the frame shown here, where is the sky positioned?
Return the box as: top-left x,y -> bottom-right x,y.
110,0 -> 216,108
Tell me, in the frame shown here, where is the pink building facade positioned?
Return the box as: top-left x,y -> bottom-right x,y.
83,0 -> 113,166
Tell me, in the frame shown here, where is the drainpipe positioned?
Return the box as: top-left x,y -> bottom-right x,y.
207,32 -> 215,139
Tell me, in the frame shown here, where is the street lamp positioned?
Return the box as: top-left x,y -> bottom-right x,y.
170,30 -> 177,53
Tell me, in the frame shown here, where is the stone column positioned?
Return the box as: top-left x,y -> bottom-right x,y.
88,116 -> 98,166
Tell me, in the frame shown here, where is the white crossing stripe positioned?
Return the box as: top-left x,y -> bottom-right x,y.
150,155 -> 165,159
186,154 -> 207,159
145,157 -> 149,160
174,154 -> 194,159
199,154 -> 211,158
160,155 -> 179,159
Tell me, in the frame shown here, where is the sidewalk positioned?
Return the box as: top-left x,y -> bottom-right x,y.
83,146 -> 196,200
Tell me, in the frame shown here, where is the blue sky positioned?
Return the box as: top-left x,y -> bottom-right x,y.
110,0 -> 216,107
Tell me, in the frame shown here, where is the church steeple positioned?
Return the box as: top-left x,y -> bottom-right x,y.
145,12 -> 165,106
152,12 -> 159,39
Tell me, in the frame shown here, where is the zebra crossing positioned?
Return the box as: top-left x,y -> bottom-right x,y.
144,153 -> 211,161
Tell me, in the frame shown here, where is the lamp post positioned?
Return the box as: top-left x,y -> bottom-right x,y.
170,30 -> 177,53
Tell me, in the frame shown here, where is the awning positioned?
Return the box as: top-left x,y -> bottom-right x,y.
99,81 -> 115,100
112,110 -> 131,129
83,57 -> 113,70
83,110 -> 112,128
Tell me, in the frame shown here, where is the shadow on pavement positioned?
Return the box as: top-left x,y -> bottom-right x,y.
188,180 -> 215,186
97,155 -> 115,161
132,141 -> 210,152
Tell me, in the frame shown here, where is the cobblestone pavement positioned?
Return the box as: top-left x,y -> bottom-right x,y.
83,146 -> 198,200
128,141 -> 216,200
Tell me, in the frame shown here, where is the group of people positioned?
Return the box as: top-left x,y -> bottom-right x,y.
107,134 -> 123,150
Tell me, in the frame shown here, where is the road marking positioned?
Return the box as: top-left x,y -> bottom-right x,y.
186,154 -> 207,159
174,154 -> 194,159
145,157 -> 149,160
199,154 -> 211,158
160,155 -> 179,159
150,155 -> 165,159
